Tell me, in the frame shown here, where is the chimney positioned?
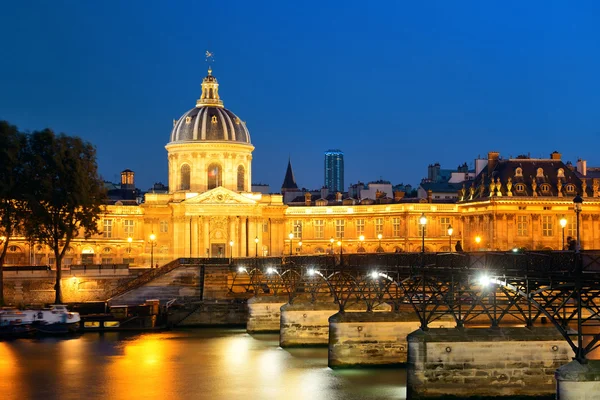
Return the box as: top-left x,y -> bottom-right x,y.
336,192 -> 343,202
427,189 -> 432,203
304,192 -> 312,206
320,186 -> 329,199
577,159 -> 587,176
487,151 -> 500,175
550,151 -> 561,160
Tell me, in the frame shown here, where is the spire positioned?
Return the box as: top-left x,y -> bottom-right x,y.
281,158 -> 298,192
197,51 -> 224,108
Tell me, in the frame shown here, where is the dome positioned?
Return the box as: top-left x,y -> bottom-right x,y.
169,69 -> 251,144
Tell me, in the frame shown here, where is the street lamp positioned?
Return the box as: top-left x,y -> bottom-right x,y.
229,240 -> 234,263
337,240 -> 342,256
298,241 -> 302,255
447,225 -> 453,253
419,213 -> 427,253
289,232 -> 294,256
330,237 -> 334,254
475,235 -> 481,251
559,217 -> 567,250
127,237 -> 132,254
149,233 -> 156,268
377,233 -> 383,253
359,234 -> 365,252
254,236 -> 259,257
574,194 -> 583,252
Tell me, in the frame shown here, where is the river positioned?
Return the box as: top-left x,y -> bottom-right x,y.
0,329 -> 406,400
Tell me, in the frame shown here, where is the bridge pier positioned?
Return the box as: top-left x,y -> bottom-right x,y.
246,295 -> 288,333
279,300 -> 339,347
556,360 -> 600,400
328,311 -> 455,368
407,327 -> 572,399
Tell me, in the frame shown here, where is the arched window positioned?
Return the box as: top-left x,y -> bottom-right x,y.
237,165 -> 245,191
515,167 -> 523,177
180,164 -> 190,190
207,163 -> 222,189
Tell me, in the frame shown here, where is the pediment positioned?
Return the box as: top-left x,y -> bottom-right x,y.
184,187 -> 257,205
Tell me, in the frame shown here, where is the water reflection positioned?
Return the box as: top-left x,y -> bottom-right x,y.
0,330 -> 406,400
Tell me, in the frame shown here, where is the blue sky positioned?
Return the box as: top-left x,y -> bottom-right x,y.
1,1 -> 599,191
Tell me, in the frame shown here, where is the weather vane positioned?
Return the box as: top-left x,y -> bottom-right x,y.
205,50 -> 214,69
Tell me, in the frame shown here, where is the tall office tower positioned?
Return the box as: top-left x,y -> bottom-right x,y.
324,149 -> 344,193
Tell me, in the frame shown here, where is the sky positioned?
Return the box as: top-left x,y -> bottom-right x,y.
1,1 -> 600,192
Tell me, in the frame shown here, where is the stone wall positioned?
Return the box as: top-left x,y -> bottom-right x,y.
246,296 -> 288,333
556,360 -> 600,400
172,300 -> 248,326
329,311 -> 455,368
407,327 -> 573,399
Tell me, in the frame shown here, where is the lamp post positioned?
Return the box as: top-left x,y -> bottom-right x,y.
254,236 -> 259,257
288,232 -> 294,256
419,213 -> 427,253
359,234 -> 365,252
574,195 -> 583,252
298,241 -> 302,255
149,233 -> 156,268
337,240 -> 342,256
447,225 -> 453,253
475,235 -> 481,251
229,240 -> 234,263
127,237 -> 132,254
377,233 -> 383,252
330,237 -> 334,254
559,217 -> 567,250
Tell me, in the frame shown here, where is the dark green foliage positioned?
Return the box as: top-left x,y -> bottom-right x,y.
21,128 -> 107,304
0,120 -> 28,306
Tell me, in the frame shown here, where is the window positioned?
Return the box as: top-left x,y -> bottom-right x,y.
335,219 -> 345,238
392,217 -> 401,237
515,167 -> 523,177
101,257 -> 113,265
440,217 -> 451,236
542,216 -> 553,237
237,165 -> 245,191
207,163 -> 222,189
103,219 -> 113,238
515,184 -> 525,192
557,168 -> 565,178
180,164 -> 190,190
540,184 -> 551,193
536,168 -> 544,178
566,215 -> 576,238
355,219 -> 365,236
517,215 -> 528,236
292,220 -> 302,239
565,184 -> 576,194
124,219 -> 134,236
314,220 -> 324,239
160,221 -> 168,233
263,221 -> 269,233
375,218 -> 384,236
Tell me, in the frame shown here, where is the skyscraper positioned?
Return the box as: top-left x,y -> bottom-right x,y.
324,149 -> 344,193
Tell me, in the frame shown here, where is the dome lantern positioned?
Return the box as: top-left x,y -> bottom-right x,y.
196,68 -> 224,108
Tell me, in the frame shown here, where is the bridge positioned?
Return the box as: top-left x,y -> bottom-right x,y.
109,250 -> 600,398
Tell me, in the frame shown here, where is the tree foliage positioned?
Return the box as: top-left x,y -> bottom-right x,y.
23,129 -> 107,304
0,121 -> 28,306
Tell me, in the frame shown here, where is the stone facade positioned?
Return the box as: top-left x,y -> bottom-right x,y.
556,360 -> 600,400
246,296 -> 288,333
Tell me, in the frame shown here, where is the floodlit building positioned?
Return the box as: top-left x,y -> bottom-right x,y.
4,73 -> 600,267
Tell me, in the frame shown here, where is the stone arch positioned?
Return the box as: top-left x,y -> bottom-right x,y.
237,165 -> 245,191
180,164 -> 191,190
207,162 -> 222,189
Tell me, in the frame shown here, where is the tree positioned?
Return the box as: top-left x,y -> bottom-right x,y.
0,121 -> 28,306
23,129 -> 106,304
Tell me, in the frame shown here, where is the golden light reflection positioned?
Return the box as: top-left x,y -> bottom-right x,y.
223,336 -> 249,367
106,334 -> 173,400
0,343 -> 25,399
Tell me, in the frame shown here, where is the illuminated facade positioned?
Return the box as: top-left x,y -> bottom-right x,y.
4,74 -> 600,267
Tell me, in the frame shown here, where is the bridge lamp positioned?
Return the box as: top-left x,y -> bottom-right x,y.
307,268 -> 315,276
478,273 -> 491,288
254,236 -> 259,257
266,267 -> 276,275
419,213 -> 427,253
559,217 -> 567,251
377,233 -> 383,252
298,241 -> 302,255
237,266 -> 246,273
127,236 -> 132,254
330,237 -> 334,254
573,195 -> 583,253
475,235 -> 481,251
229,240 -> 234,263
447,225 -> 453,253
359,235 -> 365,252
512,248 -> 519,253
288,232 -> 294,256
370,271 -> 379,279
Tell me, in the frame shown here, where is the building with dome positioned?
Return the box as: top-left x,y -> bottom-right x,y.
4,70 -> 600,271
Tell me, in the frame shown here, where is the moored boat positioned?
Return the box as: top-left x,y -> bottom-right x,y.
0,308 -> 36,338
22,305 -> 81,334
